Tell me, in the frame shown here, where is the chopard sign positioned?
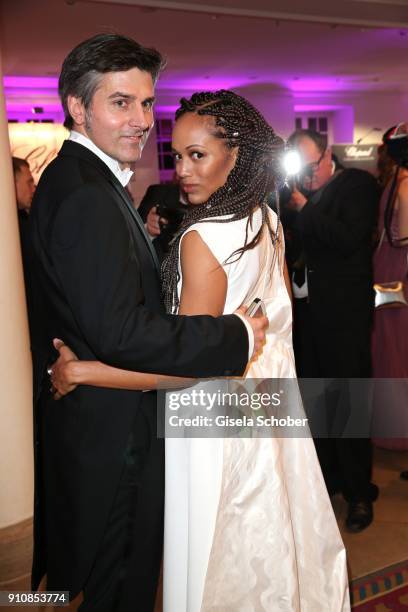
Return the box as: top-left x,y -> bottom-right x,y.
344,146 -> 375,160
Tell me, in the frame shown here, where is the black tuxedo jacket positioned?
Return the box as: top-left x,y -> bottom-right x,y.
291,168 -> 379,377
29,140 -> 247,596
295,169 -> 379,329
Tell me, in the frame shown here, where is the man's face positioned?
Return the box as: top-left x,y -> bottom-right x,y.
296,136 -> 333,192
69,68 -> 155,167
15,165 -> 35,212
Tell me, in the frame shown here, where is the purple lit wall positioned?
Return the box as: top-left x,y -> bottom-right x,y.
3,76 -> 64,123
4,76 -> 58,89
294,104 -> 354,143
332,107 -> 354,143
288,78 -> 348,93
3,75 -> 356,144
4,75 -> 367,146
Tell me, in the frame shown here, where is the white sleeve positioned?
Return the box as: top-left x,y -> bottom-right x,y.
234,314 -> 254,361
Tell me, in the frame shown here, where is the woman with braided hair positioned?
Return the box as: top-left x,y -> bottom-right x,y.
160,89 -> 284,315
50,90 -> 349,611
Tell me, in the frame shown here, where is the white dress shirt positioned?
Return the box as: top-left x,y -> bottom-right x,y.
69,131 -> 133,187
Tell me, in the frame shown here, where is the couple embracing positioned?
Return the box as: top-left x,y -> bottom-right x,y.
30,34 -> 349,611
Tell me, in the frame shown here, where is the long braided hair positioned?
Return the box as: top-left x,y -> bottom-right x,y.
161,90 -> 285,313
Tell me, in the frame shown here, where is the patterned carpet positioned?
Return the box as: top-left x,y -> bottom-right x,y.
351,560 -> 408,610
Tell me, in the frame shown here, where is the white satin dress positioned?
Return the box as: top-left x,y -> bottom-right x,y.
163,208 -> 350,612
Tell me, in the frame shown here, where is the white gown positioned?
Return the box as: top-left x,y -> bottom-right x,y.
163,208 -> 350,612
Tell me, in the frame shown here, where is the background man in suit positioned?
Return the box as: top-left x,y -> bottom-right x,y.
13,157 -> 35,215
29,34 -> 267,611
12,157 -> 36,333
13,157 -> 35,279
286,129 -> 380,532
138,180 -> 186,260
138,181 -> 182,221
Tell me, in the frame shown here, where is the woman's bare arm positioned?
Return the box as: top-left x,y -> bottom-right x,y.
178,230 -> 227,316
61,358 -> 190,390
397,176 -> 408,245
51,341 -> 192,397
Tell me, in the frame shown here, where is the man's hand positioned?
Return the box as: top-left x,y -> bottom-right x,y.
236,306 -> 269,358
145,206 -> 168,237
288,188 -> 307,211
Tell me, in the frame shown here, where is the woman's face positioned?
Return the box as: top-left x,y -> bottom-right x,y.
172,112 -> 237,205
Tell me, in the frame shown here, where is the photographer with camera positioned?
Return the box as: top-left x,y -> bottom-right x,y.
138,179 -> 187,261
285,128 -> 380,532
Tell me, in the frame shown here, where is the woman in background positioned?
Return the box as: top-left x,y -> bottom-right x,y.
376,125 -> 397,191
372,123 -> 408,457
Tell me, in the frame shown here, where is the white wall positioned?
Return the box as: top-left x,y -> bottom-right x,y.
352,92 -> 408,143
293,90 -> 408,144
156,85 -> 296,141
234,85 -> 296,140
157,86 -> 408,146
128,123 -> 160,206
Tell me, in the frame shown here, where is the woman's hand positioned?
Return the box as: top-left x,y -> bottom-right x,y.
49,338 -> 79,400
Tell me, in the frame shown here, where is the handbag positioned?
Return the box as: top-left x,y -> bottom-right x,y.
374,167 -> 408,310
374,230 -> 408,309
374,280 -> 408,309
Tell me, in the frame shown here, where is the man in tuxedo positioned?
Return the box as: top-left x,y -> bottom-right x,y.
29,34 -> 267,611
286,129 -> 380,532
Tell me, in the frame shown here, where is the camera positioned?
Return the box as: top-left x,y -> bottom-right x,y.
154,202 -> 188,258
156,202 -> 187,235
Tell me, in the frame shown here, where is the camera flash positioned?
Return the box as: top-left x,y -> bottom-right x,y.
283,150 -> 302,176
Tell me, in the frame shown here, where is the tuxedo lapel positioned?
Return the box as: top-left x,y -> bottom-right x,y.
59,140 -> 160,275
108,178 -> 161,274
